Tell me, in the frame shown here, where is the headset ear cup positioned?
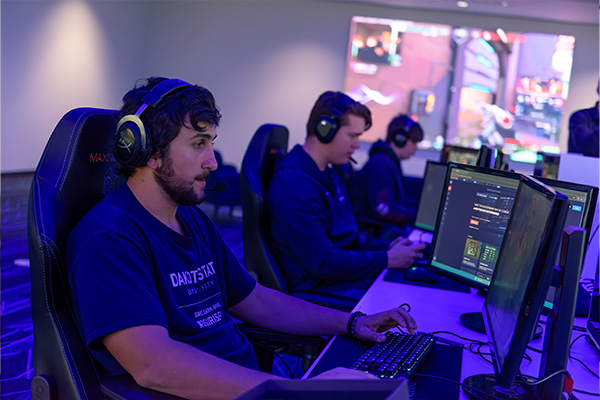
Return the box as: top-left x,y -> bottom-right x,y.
115,115 -> 152,168
394,117 -> 413,147
113,78 -> 191,170
315,116 -> 338,144
394,131 -> 408,147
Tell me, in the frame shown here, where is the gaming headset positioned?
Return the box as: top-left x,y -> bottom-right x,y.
393,116 -> 414,148
315,94 -> 356,144
114,78 -> 192,168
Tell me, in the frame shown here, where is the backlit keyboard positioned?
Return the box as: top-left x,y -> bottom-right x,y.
350,331 -> 435,378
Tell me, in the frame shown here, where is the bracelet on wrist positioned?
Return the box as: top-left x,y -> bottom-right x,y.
347,311 -> 367,339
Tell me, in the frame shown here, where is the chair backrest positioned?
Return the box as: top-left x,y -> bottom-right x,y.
239,124 -> 290,292
205,150 -> 241,210
28,108 -> 126,400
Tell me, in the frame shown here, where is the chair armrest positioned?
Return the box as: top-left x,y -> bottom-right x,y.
100,375 -> 184,400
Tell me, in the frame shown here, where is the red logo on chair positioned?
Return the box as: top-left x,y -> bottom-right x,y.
89,153 -> 116,163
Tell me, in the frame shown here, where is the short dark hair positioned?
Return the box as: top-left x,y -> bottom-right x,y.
306,91 -> 372,138
116,77 -> 221,177
385,114 -> 424,144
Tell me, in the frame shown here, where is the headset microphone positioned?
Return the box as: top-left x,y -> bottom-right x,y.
206,181 -> 228,193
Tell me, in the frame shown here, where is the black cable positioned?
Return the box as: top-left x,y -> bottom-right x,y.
579,277 -> 594,286
569,334 -> 599,379
518,369 -> 568,386
292,354 -> 302,378
569,354 -> 599,379
470,342 -> 493,365
430,331 -> 494,365
250,341 -> 293,377
587,224 -> 598,246
539,316 -> 587,332
411,373 -> 506,400
522,351 -> 533,364
570,333 -> 587,348
573,388 -> 600,397
431,330 -> 486,344
526,345 -> 542,354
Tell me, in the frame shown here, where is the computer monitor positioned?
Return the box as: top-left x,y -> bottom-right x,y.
463,176 -> 568,399
429,163 -> 521,290
536,177 -> 598,246
440,145 -> 479,166
413,161 -> 448,232
536,176 -> 598,310
533,152 -> 560,180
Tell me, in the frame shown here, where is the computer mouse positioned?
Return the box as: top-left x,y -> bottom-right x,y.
403,267 -> 439,284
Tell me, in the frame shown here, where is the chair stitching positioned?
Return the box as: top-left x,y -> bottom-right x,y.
39,231 -> 104,396
57,110 -> 93,189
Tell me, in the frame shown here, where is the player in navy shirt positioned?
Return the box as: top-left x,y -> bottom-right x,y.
67,78 -> 419,400
268,92 -> 425,299
353,114 -> 424,238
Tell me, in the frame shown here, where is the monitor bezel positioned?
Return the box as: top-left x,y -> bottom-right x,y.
413,160 -> 448,232
535,175 -> 598,246
483,175 -> 568,388
427,162 -> 521,290
440,144 -> 480,164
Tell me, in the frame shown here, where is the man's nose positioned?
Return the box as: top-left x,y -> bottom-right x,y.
204,148 -> 218,171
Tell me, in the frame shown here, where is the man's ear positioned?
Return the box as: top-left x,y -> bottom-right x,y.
147,154 -> 161,170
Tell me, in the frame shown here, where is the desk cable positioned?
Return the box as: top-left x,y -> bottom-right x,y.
249,341 -> 302,378
537,318 -> 588,332
526,333 -> 599,382
435,331 -> 599,397
430,330 -> 517,366
568,334 -> 600,381
587,225 -> 599,247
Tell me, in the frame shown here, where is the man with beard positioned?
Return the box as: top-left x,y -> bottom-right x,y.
67,78 -> 418,400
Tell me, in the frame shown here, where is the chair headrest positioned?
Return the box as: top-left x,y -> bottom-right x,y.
241,124 -> 289,195
31,108 -> 126,251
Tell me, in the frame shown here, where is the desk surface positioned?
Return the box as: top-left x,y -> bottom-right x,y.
304,270 -> 599,400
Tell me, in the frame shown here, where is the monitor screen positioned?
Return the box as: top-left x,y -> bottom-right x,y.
483,176 -> 568,388
533,152 -> 561,180
343,16 -> 575,163
429,164 -> 521,289
440,145 -> 480,165
414,161 -> 448,232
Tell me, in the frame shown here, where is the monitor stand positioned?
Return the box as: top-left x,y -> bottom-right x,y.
463,374 -> 538,400
460,312 -> 543,341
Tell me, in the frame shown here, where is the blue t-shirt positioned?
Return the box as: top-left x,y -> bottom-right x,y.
67,183 -> 258,376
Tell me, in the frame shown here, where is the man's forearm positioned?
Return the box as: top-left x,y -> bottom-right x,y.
230,285 -> 350,337
104,325 -> 281,400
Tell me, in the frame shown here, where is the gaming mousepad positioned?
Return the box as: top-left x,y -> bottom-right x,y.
308,335 -> 462,400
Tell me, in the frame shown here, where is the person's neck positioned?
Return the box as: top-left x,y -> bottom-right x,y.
392,146 -> 405,161
127,170 -> 183,235
302,138 -> 328,171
